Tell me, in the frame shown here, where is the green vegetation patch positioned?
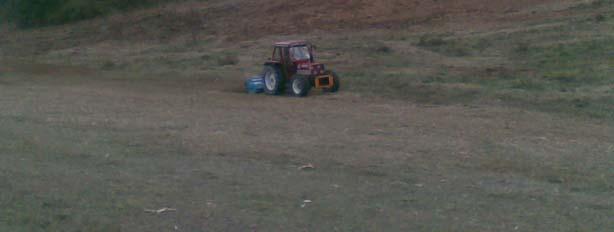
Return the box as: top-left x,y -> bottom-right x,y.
0,0 -> 180,28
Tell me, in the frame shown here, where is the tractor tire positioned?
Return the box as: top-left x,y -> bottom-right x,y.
290,74 -> 311,97
325,70 -> 340,93
263,65 -> 284,95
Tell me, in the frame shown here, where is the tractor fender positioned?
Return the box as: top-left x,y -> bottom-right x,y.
262,62 -> 280,74
263,61 -> 281,67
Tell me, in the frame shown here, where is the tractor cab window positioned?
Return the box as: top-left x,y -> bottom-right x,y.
290,46 -> 311,61
272,47 -> 281,61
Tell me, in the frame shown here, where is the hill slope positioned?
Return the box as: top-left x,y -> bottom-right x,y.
0,0 -> 613,231
0,0 -> 587,48
2,0 -> 611,118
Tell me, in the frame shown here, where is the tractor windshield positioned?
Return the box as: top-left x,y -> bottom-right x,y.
290,46 -> 311,61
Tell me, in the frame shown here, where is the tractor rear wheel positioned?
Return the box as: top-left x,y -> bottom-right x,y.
325,71 -> 340,93
263,65 -> 283,95
290,74 -> 311,97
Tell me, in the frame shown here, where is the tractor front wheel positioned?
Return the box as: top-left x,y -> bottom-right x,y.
325,71 -> 340,93
290,74 -> 311,97
263,65 -> 283,95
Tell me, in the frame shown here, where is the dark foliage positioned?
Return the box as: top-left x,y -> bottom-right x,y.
0,0 -> 171,28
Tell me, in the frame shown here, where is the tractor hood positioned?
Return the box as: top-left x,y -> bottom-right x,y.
310,63 -> 325,75
296,62 -> 325,75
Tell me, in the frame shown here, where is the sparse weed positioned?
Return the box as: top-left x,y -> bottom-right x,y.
514,41 -> 530,53
416,35 -> 446,47
217,54 -> 239,66
374,45 -> 392,54
510,78 -> 544,90
415,34 -> 470,56
595,14 -> 606,22
101,60 -> 116,70
542,71 -> 580,84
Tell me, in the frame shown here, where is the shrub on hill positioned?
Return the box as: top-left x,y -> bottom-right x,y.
0,0 -> 174,28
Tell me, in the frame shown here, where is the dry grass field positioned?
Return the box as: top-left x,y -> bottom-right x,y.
1,0 -> 613,231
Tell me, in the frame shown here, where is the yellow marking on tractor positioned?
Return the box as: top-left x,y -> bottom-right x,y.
315,75 -> 334,89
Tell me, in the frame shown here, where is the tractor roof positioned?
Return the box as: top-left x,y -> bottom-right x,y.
274,40 -> 308,47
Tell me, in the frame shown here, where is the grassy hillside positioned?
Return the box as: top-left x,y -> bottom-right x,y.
0,0 -> 612,120
345,1 -> 614,119
3,0 -> 610,119
0,0 -> 613,231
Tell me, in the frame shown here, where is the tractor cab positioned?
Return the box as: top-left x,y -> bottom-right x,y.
262,40 -> 339,97
270,40 -> 312,61
268,40 -> 323,76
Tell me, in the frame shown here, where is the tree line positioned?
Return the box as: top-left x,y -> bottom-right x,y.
0,0 -> 171,28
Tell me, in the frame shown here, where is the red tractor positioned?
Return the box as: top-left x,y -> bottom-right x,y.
262,40 -> 340,97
